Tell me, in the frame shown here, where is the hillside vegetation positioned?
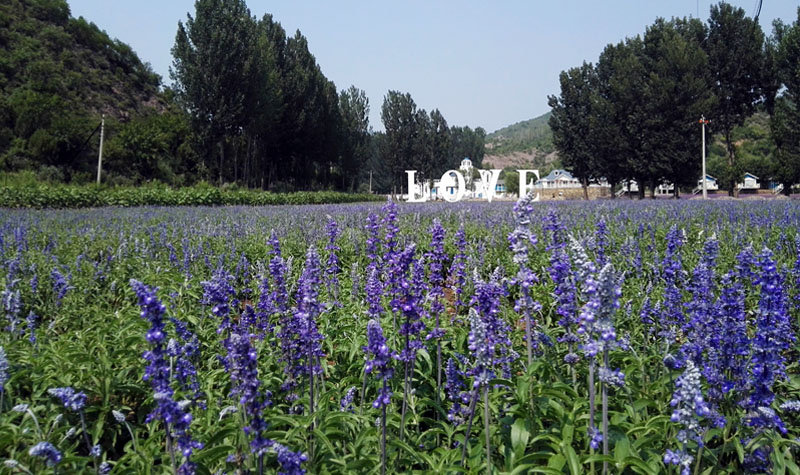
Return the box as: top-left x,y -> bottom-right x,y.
0,0 -> 164,180
485,111 -> 554,156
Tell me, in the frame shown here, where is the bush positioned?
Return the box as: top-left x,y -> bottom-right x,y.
0,183 -> 384,208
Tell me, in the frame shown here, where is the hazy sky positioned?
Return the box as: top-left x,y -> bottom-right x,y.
67,1 -> 797,133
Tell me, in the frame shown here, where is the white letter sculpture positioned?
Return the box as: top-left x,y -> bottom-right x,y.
439,170 -> 466,203
518,169 -> 541,202
475,169 -> 501,202
405,170 -> 427,202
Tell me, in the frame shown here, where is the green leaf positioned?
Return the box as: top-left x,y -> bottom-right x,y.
511,418 -> 530,458
562,445 -> 581,475
547,454 -> 566,470
194,444 -> 235,464
615,436 -> 631,464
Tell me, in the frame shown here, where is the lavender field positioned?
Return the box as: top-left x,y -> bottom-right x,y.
1,198 -> 799,474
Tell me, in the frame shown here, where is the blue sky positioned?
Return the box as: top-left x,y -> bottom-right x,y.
67,1 -> 797,133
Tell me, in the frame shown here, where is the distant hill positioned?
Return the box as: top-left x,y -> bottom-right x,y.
484,111 -> 560,171
0,0 -> 165,176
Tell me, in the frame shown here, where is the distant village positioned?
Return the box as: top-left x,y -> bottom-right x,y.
409,158 -> 783,201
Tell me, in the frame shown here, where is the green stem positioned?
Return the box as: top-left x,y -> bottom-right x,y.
693,444 -> 704,475
483,386 -> 491,474
460,387 -> 480,467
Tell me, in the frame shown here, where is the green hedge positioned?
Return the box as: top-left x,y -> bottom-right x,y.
0,184 -> 385,208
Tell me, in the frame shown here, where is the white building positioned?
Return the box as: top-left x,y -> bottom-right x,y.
738,173 -> 760,190
697,174 -> 718,191
534,169 -> 582,189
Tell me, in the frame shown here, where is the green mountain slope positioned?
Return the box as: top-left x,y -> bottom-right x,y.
485,111 -> 554,156
484,111 -> 559,171
0,0 -> 164,177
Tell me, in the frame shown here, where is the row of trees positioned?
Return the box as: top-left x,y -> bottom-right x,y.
2,0 -> 486,193
549,3 -> 800,198
170,0 -> 370,191
374,91 -> 485,192
168,0 -> 485,193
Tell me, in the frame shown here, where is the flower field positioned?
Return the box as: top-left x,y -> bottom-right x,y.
1,198 -> 799,474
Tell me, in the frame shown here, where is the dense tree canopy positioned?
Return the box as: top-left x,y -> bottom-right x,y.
549,2 -> 797,198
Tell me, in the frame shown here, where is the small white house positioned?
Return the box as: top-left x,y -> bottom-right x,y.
738,173 -> 760,190
535,169 -> 582,189
697,174 -> 718,191
656,182 -> 674,196
621,180 -> 639,193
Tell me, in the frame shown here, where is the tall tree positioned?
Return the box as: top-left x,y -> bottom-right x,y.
429,109 -> 452,177
339,85 -> 370,191
171,0 -> 257,184
771,9 -> 800,193
705,2 -> 766,196
641,17 -> 714,197
381,91 -> 417,192
548,62 -> 599,200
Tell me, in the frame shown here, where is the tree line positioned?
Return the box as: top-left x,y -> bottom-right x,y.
549,3 -> 800,198
1,0 -> 485,194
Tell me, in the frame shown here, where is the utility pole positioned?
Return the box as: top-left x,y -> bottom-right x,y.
699,115 -> 709,199
369,170 -> 373,194
96,115 -> 105,185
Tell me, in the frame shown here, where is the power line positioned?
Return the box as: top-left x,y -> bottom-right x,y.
752,0 -> 762,22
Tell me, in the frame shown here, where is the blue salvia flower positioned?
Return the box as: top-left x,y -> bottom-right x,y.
26,312 -> 38,345
28,441 -> 62,467
682,236 -> 719,364
365,212 -> 382,267
29,269 -> 38,294
793,235 -> 800,308
466,308 -> 494,389
449,224 -> 468,310
381,200 -> 399,266
665,360 -> 710,475
577,263 -> 623,359
392,246 -> 425,364
48,387 -> 87,412
735,245 -> 757,284
2,285 -> 22,336
542,208 -> 566,248
273,442 -> 307,475
350,262 -> 361,298
425,219 -> 447,341
201,268 -> 236,334
0,345 -> 8,404
325,218 -> 341,304
90,444 -> 101,458
704,272 -> 749,401
50,267 -> 71,306
168,318 -> 205,407
746,248 -> 795,422
279,246 -> 325,408
365,266 -> 383,319
779,400 -> 800,413
471,272 -> 518,378
594,219 -> 608,267
568,236 -> 596,290
660,226 -> 687,330
364,319 -> 397,409
509,193 -> 542,366
549,245 -> 580,363
340,386 -> 357,412
444,356 -> 470,425
257,232 -> 289,334
131,280 -> 202,473
225,327 -> 272,454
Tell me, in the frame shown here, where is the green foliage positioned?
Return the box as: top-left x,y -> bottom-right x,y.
0,183 -> 383,208
0,0 -> 163,182
706,2 -> 768,194
485,112 -> 554,156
